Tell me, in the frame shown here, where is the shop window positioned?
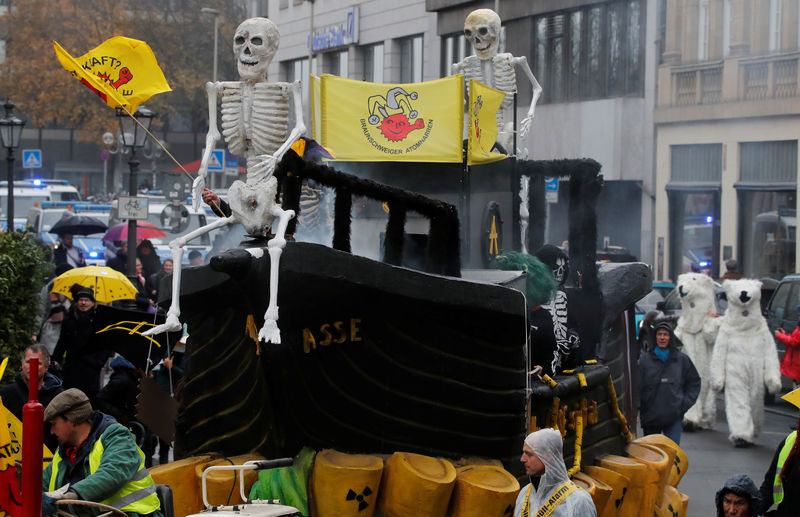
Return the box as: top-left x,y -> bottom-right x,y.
441,33 -> 469,76
399,35 -> 423,83
362,43 -> 384,82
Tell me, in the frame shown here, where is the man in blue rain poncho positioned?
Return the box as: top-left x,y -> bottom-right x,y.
515,428 -> 596,517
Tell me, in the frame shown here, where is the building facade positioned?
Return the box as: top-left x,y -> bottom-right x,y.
655,0 -> 800,281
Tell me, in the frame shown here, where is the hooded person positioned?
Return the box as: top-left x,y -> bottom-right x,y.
715,474 -> 762,517
637,321 -> 701,444
515,428 -> 596,517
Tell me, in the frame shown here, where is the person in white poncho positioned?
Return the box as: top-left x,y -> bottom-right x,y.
514,428 -> 596,517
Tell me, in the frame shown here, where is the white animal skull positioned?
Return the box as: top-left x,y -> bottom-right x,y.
234,17 -> 280,81
464,9 -> 501,61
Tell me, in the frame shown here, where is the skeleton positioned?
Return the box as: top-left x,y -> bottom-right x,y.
144,17 -> 305,344
535,246 -> 581,373
451,8 -> 542,153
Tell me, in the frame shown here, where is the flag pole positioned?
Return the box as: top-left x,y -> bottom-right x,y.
120,108 -> 223,214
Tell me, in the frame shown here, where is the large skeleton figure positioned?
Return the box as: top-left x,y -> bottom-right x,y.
144,17 -> 305,344
451,9 -> 542,153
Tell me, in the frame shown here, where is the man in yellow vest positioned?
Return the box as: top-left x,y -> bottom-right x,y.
41,388 -> 162,517
515,428 -> 596,517
757,387 -> 799,516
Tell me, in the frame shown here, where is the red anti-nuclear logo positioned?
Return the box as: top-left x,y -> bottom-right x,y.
366,87 -> 425,142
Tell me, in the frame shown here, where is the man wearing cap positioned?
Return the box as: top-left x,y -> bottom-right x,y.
637,321 -> 701,444
0,345 -> 63,451
41,388 -> 162,517
53,288 -> 112,401
515,428 -> 596,517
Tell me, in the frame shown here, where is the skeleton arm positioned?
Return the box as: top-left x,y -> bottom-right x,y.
511,56 -> 542,139
193,82 -> 224,210
451,60 -> 465,75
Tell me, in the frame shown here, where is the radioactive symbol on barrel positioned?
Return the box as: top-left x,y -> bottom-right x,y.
616,487 -> 627,508
503,503 -> 513,515
345,486 -> 372,512
667,504 -> 678,517
673,455 -> 682,474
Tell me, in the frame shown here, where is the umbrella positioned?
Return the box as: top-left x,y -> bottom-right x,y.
49,214 -> 108,236
52,265 -> 138,304
103,221 -> 166,242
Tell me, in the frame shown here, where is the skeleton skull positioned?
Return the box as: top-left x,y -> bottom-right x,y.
464,9 -> 501,61
234,17 -> 280,81
553,256 -> 567,286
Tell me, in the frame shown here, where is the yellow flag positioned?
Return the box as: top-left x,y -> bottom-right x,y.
467,79 -> 507,165
319,74 -> 463,162
54,36 -> 171,113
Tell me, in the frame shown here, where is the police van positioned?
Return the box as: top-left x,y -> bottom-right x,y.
1,180 -> 81,231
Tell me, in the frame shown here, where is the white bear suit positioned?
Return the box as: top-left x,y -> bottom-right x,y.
674,273 -> 720,430
710,279 -> 782,444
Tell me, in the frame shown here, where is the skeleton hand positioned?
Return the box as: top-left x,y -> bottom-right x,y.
142,311 -> 183,337
252,154 -> 278,178
520,115 -> 533,139
192,175 -> 206,211
567,330 -> 581,350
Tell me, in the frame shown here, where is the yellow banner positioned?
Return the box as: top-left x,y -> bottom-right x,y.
467,79 -> 506,165
54,36 -> 171,113
319,74 -> 463,162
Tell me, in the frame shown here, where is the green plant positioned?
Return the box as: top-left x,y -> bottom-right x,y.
0,231 -> 48,384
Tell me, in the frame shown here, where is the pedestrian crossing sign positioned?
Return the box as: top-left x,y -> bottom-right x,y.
207,149 -> 224,172
22,149 -> 42,169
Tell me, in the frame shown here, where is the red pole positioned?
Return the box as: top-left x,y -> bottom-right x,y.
22,357 -> 43,517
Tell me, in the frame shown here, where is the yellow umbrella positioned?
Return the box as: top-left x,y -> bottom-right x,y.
782,387 -> 800,410
52,265 -> 138,304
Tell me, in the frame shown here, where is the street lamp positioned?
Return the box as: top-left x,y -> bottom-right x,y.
0,100 -> 26,232
201,7 -> 220,83
116,106 -> 156,278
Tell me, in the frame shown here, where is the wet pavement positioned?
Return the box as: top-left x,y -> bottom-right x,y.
662,395 -> 797,517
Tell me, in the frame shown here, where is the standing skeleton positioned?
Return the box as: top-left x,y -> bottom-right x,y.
451,8 -> 542,153
144,17 -> 305,344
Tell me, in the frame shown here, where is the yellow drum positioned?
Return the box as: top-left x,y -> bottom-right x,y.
659,485 -> 688,517
582,466 -> 629,517
596,455 -> 648,517
627,442 -> 670,513
150,454 -> 215,517
635,434 -> 689,487
449,465 -> 519,517
310,449 -> 384,517
197,453 -> 264,507
377,452 -> 456,517
572,472 -> 611,516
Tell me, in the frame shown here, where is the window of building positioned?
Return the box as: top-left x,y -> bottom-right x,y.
399,35 -> 423,83
738,140 -> 797,278
769,0 -> 782,51
324,50 -> 348,78
533,0 -> 644,103
698,0 -> 709,60
283,56 -> 317,114
362,43 -> 384,82
667,144 -> 723,279
441,33 -> 469,76
722,0 -> 731,57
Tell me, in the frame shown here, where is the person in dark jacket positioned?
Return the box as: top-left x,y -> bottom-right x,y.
146,259 -> 173,303
107,242 -> 129,273
0,344 -> 63,451
94,355 -> 141,428
637,321 -> 701,444
137,239 -> 162,280
52,288 -> 112,402
758,414 -> 799,516
716,474 -> 762,517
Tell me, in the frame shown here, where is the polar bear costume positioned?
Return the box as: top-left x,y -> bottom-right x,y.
710,279 -> 782,445
674,273 -> 720,430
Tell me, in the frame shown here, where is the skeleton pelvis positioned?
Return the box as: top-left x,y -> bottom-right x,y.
228,178 -> 278,235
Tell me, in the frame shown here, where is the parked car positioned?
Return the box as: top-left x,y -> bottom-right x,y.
657,280 -> 728,322
764,273 -> 800,391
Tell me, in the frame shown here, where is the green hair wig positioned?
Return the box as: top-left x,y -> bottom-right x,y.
490,250 -> 557,307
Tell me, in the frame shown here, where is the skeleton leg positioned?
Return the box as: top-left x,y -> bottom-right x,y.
143,216 -> 236,337
257,205 -> 295,344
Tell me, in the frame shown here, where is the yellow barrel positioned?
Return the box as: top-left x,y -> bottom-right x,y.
310,449 -> 384,517
635,434 -> 689,487
196,453 -> 265,507
582,466 -> 629,517
572,472 -> 611,516
679,490 -> 689,516
448,465 -> 519,517
150,454 -> 215,517
377,452 -> 456,517
596,455 -> 648,517
627,442 -> 670,513
659,485 -> 687,517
